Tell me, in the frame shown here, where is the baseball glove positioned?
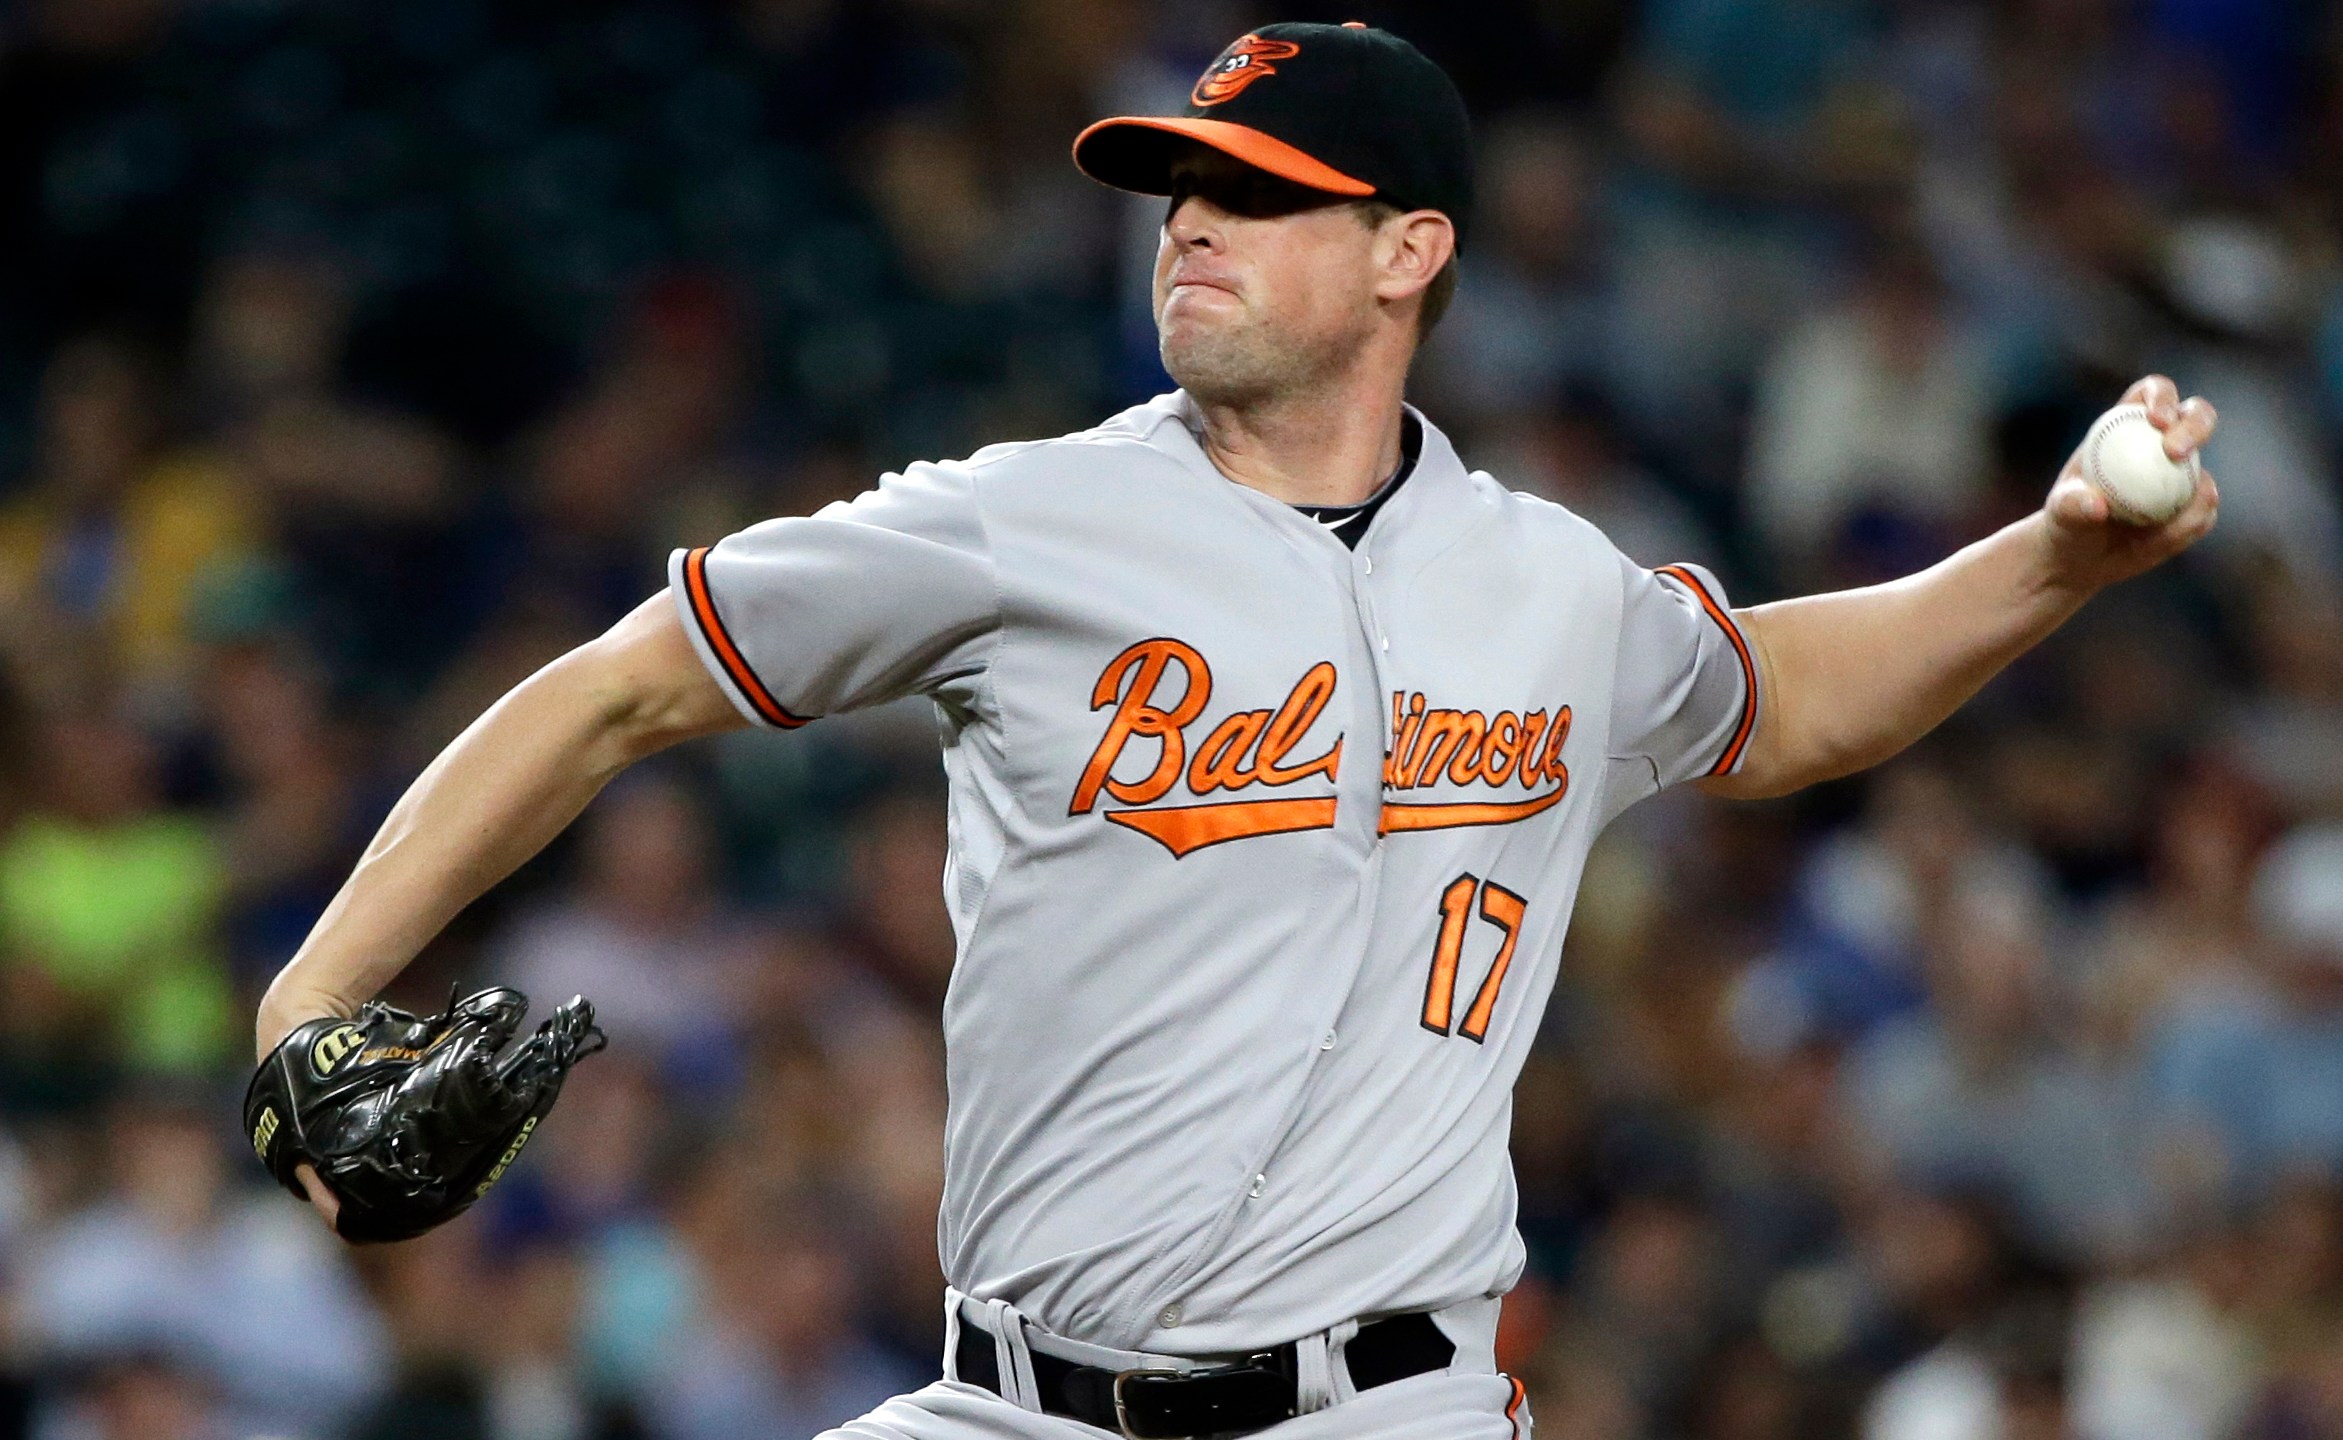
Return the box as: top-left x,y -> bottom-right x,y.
243,986 -> 605,1243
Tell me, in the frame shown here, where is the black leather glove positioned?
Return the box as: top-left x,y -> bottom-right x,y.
244,987 -> 604,1243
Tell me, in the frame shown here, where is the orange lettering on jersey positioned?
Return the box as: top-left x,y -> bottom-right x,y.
1387,692 -> 1428,786
1378,696 -> 1575,834
1188,709 -> 1270,793
1072,639 -> 1212,814
1256,661 -> 1342,785
1077,640 -> 1346,855
1109,796 -> 1338,856
1441,711 -> 1491,786
1541,706 -> 1573,791
1479,713 -> 1522,786
1382,787 -> 1569,833
1408,709 -> 1479,786
1515,709 -> 1550,787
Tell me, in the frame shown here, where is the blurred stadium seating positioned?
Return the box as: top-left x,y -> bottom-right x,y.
2,1 -> 2342,1437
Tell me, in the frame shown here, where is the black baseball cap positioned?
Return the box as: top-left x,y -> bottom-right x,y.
1074,22 -> 1473,243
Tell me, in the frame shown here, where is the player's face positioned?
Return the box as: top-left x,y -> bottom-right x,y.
1153,148 -> 1386,407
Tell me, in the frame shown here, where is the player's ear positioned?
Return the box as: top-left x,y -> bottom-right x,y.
1372,209 -> 1454,309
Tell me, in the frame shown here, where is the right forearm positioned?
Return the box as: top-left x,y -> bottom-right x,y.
257,670 -> 627,1049
256,597 -> 744,1054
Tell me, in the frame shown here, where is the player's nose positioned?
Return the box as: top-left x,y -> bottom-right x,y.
1165,194 -> 1227,250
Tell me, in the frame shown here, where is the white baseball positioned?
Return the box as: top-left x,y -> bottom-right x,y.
2079,404 -> 2200,526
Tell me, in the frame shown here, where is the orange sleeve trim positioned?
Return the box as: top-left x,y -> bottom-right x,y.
681,546 -> 809,729
1656,564 -> 1756,777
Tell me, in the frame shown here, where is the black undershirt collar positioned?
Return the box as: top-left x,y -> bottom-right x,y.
1292,413 -> 1422,550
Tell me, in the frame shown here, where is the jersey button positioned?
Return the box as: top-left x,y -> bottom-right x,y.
1363,556 -> 1373,574
1158,1304 -> 1184,1328
1320,1031 -> 1337,1051
1248,1172 -> 1267,1198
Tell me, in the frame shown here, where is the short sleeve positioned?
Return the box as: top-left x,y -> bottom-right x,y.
669,460 -> 998,728
1605,553 -> 1759,801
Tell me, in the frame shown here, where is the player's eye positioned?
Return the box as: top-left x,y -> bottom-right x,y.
1165,166 -> 1329,224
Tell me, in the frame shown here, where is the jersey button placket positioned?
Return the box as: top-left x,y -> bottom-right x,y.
1353,552 -> 1391,665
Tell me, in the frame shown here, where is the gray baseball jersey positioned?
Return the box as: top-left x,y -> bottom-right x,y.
669,392 -> 1757,1356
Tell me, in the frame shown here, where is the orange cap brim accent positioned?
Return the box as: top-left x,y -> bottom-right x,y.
1071,116 -> 1376,198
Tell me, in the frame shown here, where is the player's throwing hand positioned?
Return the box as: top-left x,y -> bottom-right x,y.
2041,375 -> 2220,590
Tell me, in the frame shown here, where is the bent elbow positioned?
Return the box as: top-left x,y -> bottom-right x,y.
555,598 -> 749,765
1699,721 -> 1872,800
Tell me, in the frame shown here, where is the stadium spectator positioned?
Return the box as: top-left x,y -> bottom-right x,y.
635,1178 -> 921,1440
14,1092 -> 388,1436
2149,824 -> 2343,1202
1844,876 -> 2162,1265
1746,245 -> 1997,584
0,337 -> 259,703
1419,112 -> 1615,429
491,775 -> 762,1081
0,708 -> 232,1078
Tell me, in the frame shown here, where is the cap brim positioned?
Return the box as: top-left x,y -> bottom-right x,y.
1072,117 -> 1375,199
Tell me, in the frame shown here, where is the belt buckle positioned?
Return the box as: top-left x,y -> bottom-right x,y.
1112,1367 -> 1190,1440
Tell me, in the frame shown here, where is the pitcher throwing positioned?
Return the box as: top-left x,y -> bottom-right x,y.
256,22 -> 2219,1440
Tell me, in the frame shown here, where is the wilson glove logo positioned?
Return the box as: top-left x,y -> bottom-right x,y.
473,1116 -> 540,1198
310,1024 -> 365,1077
251,1106 -> 280,1160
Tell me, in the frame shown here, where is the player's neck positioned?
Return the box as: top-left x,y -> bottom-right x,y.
1191,375 -> 1408,509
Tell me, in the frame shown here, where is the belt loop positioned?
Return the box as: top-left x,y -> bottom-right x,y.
983,1296 -> 1041,1412
942,1287 -> 968,1383
1321,1320 -> 1358,1414
1311,1318 -> 1361,1409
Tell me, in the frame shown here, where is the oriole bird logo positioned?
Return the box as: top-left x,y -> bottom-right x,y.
1192,35 -> 1302,106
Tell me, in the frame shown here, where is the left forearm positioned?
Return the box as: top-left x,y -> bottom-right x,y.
1711,513 -> 2087,798
1706,375 -> 2218,800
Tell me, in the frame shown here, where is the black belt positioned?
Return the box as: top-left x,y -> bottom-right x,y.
954,1310 -> 1454,1439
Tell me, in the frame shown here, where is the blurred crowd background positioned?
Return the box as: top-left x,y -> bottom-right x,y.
1,0 -> 2342,1438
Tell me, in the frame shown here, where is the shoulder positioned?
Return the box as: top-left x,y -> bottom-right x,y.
948,394 -> 1198,486
1458,466 -> 1631,577
1468,472 -> 1600,531
1410,410 -> 1613,548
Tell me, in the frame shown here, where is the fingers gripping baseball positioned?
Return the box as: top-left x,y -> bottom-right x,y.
2044,378 -> 2220,588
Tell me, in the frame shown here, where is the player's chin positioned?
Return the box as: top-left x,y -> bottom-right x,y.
1159,320 -> 1252,384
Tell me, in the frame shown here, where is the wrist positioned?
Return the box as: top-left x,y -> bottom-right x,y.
255,988 -> 353,1061
2018,510 -> 2103,610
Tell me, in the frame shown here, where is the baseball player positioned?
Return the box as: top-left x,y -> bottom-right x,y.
255,22 -> 2220,1440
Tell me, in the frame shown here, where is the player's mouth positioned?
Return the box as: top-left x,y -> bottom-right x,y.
1166,268 -> 1242,298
